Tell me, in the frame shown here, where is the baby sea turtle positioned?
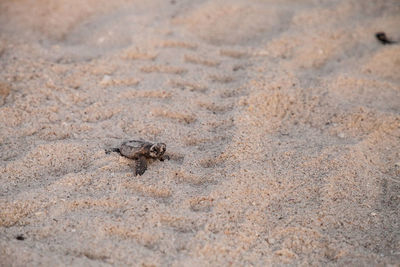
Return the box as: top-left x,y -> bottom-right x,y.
107,140 -> 169,176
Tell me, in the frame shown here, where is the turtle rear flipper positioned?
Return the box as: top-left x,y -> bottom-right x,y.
105,147 -> 121,155
135,156 -> 148,176
159,155 -> 170,161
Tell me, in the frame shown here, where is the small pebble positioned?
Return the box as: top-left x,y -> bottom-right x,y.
16,235 -> 25,241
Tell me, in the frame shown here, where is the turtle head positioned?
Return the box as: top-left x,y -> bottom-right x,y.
149,143 -> 166,158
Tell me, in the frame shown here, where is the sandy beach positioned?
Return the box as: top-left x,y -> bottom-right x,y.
0,0 -> 399,265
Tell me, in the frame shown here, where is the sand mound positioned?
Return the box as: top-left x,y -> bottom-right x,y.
174,0 -> 291,45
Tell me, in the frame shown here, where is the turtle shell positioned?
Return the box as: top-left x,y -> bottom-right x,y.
119,140 -> 152,159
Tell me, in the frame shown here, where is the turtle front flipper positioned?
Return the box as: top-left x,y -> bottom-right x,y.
135,156 -> 148,176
